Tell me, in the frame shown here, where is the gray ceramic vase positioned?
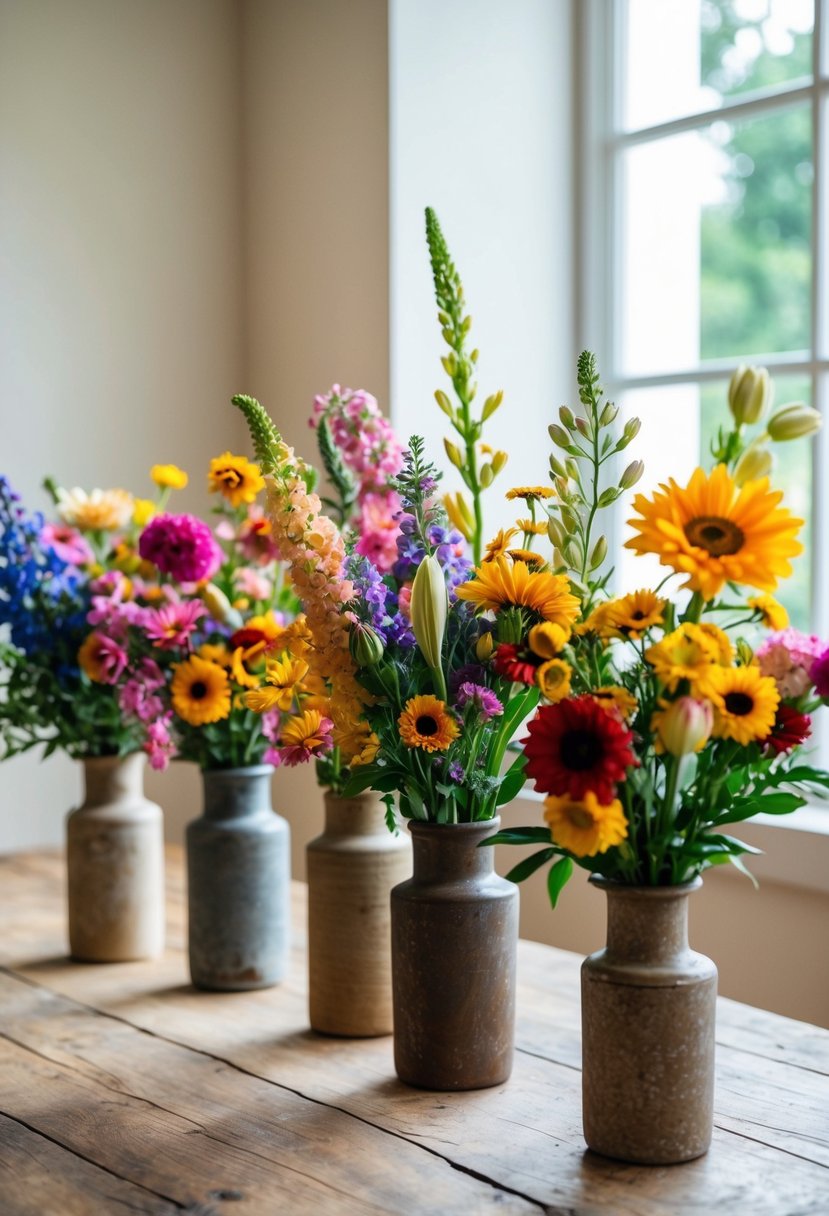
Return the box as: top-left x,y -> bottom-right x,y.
581,876 -> 717,1165
186,764 -> 290,991
391,817 -> 518,1090
67,753 -> 165,962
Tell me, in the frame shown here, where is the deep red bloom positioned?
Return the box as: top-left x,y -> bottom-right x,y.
522,695 -> 637,802
811,647 -> 829,699
493,643 -> 538,685
763,704 -> 812,756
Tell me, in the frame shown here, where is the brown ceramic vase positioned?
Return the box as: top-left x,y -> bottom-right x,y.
307,791 -> 412,1036
581,876 -> 717,1165
391,817 -> 518,1091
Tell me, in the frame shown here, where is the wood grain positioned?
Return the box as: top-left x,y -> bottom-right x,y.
0,849 -> 827,1215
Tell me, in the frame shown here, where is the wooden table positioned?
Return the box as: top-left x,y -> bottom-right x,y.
1,850 -> 827,1215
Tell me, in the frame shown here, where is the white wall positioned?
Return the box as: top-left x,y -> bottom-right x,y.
0,0 -> 246,848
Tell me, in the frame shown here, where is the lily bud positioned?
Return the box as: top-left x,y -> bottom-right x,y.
728,365 -> 771,426
619,459 -> 644,490
410,555 -> 448,674
349,621 -> 385,667
475,631 -> 494,661
491,449 -> 509,475
657,697 -> 713,757
767,403 -> 822,441
547,516 -> 565,548
482,391 -> 503,421
443,437 -> 464,469
589,535 -> 608,571
202,583 -> 243,630
734,444 -> 773,486
434,390 -> 454,418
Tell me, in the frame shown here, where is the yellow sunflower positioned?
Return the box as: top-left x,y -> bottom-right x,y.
592,686 -> 638,722
245,654 -> 309,713
456,557 -> 580,628
748,594 -> 789,631
483,528 -> 518,562
505,486 -> 555,501
508,548 -> 547,567
537,659 -> 572,702
398,695 -> 459,752
171,656 -> 231,725
602,589 -> 666,640
528,621 -> 570,659
705,665 -> 780,746
150,464 -> 188,490
625,463 -> 803,600
198,642 -> 232,667
696,621 -> 734,665
517,518 -> 549,536
544,792 -> 628,858
645,623 -> 721,692
208,452 -> 265,507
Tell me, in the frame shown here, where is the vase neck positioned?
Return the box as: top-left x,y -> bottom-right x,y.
201,766 -> 274,821
323,791 -> 388,836
81,754 -> 145,807
601,881 -> 701,965
409,819 -> 500,883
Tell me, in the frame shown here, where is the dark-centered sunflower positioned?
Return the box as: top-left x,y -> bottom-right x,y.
171,655 -> 232,725
398,695 -> 459,752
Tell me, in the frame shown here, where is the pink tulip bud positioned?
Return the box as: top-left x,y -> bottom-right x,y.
657,696 -> 713,757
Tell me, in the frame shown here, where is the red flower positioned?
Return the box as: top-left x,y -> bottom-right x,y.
763,704 -> 812,756
493,643 -> 538,685
522,695 -> 637,803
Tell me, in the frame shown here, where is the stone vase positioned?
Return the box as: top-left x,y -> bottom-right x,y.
307,791 -> 412,1037
67,753 -> 165,962
391,817 -> 517,1090
581,876 -> 717,1165
186,764 -> 290,991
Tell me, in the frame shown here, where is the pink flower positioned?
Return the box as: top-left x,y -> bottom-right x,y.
119,659 -> 167,723
143,600 -> 206,649
79,633 -> 128,685
278,715 -> 335,767
235,566 -> 273,601
263,745 -> 283,767
811,647 -> 829,699
40,522 -> 93,567
144,714 -> 177,771
354,491 -> 402,574
757,630 -> 824,698
138,513 -> 222,583
238,507 -> 281,564
310,386 -> 404,493
87,593 -> 149,639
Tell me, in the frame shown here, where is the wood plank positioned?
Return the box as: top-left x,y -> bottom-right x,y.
0,1111 -> 180,1216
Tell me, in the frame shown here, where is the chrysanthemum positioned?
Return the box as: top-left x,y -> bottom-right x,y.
544,791 -> 628,858
150,464 -> 188,490
57,487 -> 134,532
505,486 -> 555,501
171,655 -> 232,725
456,557 -> 580,627
483,528 -> 519,562
625,464 -> 803,599
705,664 -> 780,746
139,514 -> 222,583
537,659 -> 572,702
602,589 -> 666,640
763,704 -> 811,756
208,452 -> 265,508
591,686 -> 638,722
749,594 -> 789,632
245,655 -> 309,713
645,623 -> 720,692
523,695 -> 637,802
278,710 -> 334,766
398,695 -> 460,752
78,632 -> 128,685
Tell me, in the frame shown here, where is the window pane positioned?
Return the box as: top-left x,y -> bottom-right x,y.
620,105 -> 812,375
623,0 -> 813,132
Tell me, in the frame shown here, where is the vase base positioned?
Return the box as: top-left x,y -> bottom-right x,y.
585,1141 -> 711,1166
311,1022 -> 393,1039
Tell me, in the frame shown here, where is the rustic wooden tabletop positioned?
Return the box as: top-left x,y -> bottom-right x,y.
0,848 -> 827,1215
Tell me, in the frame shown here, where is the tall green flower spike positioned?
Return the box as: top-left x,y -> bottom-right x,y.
231,394 -> 282,475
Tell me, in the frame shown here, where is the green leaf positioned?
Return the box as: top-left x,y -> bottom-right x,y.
504,848 -> 557,884
547,856 -> 574,908
496,759 -> 528,807
481,827 -> 553,847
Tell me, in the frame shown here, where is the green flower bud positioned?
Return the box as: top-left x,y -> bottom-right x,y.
767,403 -> 822,441
728,365 -> 771,426
443,437 -> 464,469
599,400 -> 618,427
589,535 -> 608,571
548,424 -> 570,449
733,444 -> 773,486
410,555 -> 448,674
349,621 -> 385,667
547,516 -> 565,548
490,450 -> 509,475
559,405 -> 576,430
619,459 -> 644,490
480,462 -> 494,487
201,583 -> 243,630
434,390 -> 454,417
617,417 -> 641,448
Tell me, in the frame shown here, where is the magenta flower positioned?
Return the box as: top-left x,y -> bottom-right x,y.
138,513 -> 222,583
456,681 -> 503,723
143,600 -> 206,650
119,659 -> 167,723
80,633 -> 129,685
144,714 -> 177,771
278,715 -> 335,767
811,647 -> 829,699
757,630 -> 824,698
40,522 -> 93,567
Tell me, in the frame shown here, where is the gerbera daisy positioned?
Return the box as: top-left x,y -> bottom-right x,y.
748,594 -> 789,632
705,664 -> 780,746
602,589 -> 666,640
505,486 -> 555,501
625,463 -> 803,599
143,600 -> 206,650
150,464 -> 188,490
57,487 -> 134,531
39,522 -> 93,567
171,655 -> 231,725
523,695 -> 637,803
493,643 -> 539,685
245,655 -> 310,712
508,549 -> 547,567
591,686 -> 638,722
208,452 -> 266,507
398,695 -> 459,752
762,704 -> 811,756
483,528 -> 518,562
278,710 -> 334,766
78,633 -> 128,685
645,623 -> 720,692
456,557 -> 580,628
544,791 -> 628,858
537,659 -> 572,702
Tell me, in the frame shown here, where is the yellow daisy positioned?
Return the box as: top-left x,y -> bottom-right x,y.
199,642 -> 232,668
696,621 -> 734,665
537,659 -> 572,702
505,486 -> 555,501
456,557 -> 580,628
208,452 -> 265,507
483,528 -> 518,562
645,623 -> 720,692
171,656 -> 231,725
245,655 -> 309,713
602,589 -> 666,640
517,519 -> 549,536
625,464 -> 803,600
508,548 -> 547,567
398,695 -> 459,753
528,621 -> 570,659
544,792 -> 628,858
748,594 -> 789,631
705,665 -> 780,746
591,686 -> 638,722
150,464 -> 188,490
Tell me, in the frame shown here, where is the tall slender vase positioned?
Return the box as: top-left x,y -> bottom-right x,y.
307,791 -> 411,1037
391,817 -> 517,1090
187,764 -> 290,991
67,753 -> 165,962
581,877 -> 717,1164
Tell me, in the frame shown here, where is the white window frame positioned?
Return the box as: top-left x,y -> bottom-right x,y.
576,0 -> 829,808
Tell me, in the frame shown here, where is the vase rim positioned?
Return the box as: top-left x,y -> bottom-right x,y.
407,817 -> 500,835
81,752 -> 142,766
589,874 -> 703,896
201,763 -> 275,778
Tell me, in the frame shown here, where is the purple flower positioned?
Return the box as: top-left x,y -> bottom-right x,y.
139,513 -> 222,583
448,761 -> 465,783
456,682 -> 503,723
449,663 -> 487,696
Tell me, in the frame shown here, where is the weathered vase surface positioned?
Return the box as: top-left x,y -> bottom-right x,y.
391,817 -> 518,1091
67,753 -> 165,962
307,791 -> 412,1037
581,877 -> 717,1165
187,765 -> 290,991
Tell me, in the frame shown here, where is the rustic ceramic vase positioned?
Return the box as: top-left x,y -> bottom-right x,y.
67,753 -> 165,962
581,876 -> 717,1165
307,791 -> 412,1036
186,764 -> 290,991
391,817 -> 518,1090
